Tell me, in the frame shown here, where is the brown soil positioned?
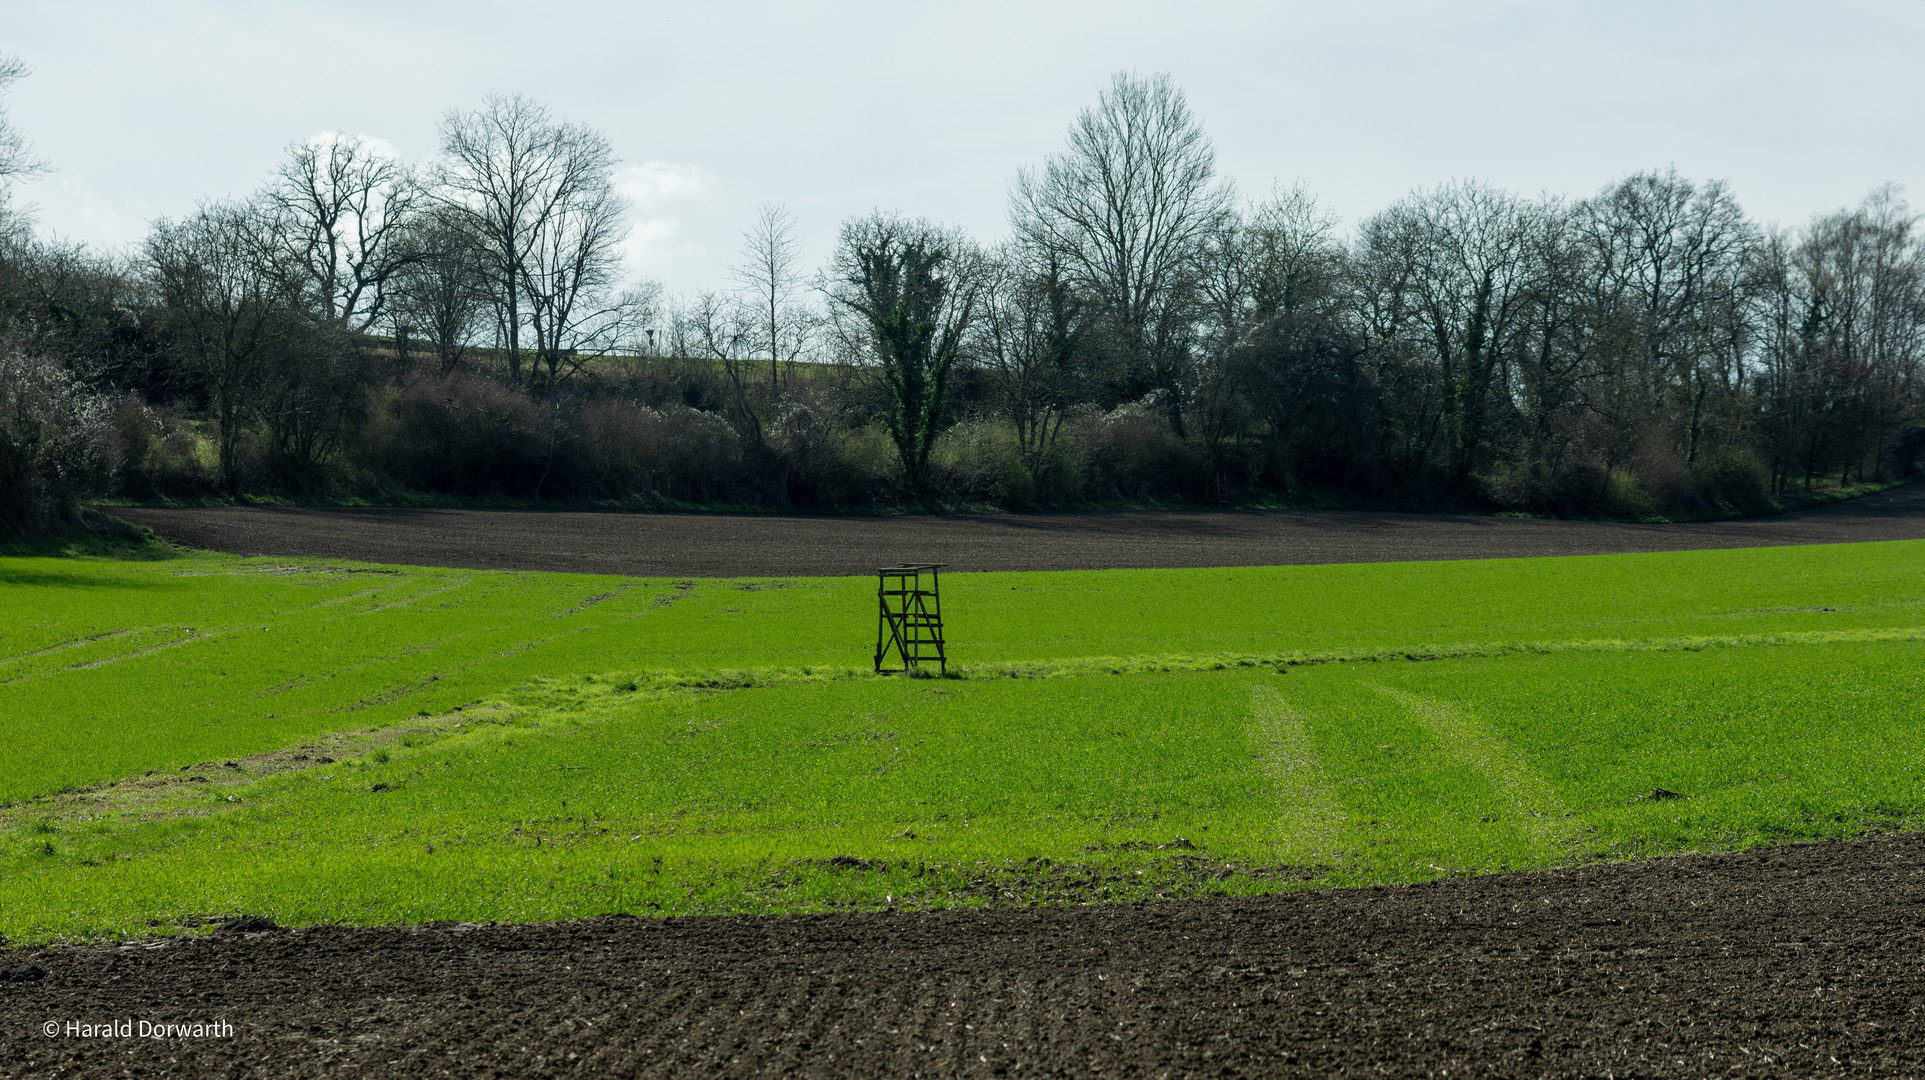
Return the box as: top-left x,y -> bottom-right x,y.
110,482 -> 1925,576
5,833 -> 1923,1077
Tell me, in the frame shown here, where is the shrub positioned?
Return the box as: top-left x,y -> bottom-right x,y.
811,422 -> 902,507
931,419 -> 1033,507
1599,468 -> 1655,519
1896,427 -> 1925,476
1691,445 -> 1770,508
0,348 -> 117,536
362,373 -> 551,496
112,399 -> 216,498
575,398 -> 744,502
768,401 -> 899,508
1067,399 -> 1206,501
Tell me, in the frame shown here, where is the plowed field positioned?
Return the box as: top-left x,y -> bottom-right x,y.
110,483 -> 1925,576
6,832 -> 1923,1077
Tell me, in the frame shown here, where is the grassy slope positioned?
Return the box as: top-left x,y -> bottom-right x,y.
1,540 -> 1922,940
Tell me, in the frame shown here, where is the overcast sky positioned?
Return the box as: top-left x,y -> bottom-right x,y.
7,0 -> 1924,295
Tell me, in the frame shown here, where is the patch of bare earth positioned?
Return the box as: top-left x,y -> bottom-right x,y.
109,482 -> 1925,576
0,706 -> 506,833
5,833 -> 1923,1077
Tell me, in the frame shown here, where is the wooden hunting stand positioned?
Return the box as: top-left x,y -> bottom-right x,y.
1209,472 -> 1232,508
875,564 -> 947,674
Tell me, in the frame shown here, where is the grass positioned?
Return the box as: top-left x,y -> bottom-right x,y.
0,538 -> 1922,942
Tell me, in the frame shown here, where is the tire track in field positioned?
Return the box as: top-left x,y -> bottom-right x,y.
961,626 -> 1925,683
1249,686 -> 1352,863
0,626 -> 213,685
0,627 -> 146,678
290,573 -> 474,620
1372,686 -> 1580,860
314,584 -> 705,714
2,574 -> 472,691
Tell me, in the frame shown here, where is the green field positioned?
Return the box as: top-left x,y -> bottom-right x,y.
2,540 -> 1922,942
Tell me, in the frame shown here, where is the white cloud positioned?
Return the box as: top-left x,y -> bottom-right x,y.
619,161 -> 716,213
617,162 -> 720,280
18,174 -> 149,251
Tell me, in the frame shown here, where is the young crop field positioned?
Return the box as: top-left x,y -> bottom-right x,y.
1,540 -> 1921,942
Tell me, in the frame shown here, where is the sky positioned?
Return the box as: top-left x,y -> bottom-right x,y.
6,0 -> 1924,296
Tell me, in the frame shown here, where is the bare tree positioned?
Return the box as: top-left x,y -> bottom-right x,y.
1811,187 -> 1925,482
268,134 -> 419,331
1507,197 -> 1596,491
520,170 -> 650,392
979,244 -> 1088,483
146,200 -> 293,492
254,318 -> 372,491
1357,183 -> 1540,485
1579,169 -> 1757,465
1010,71 -> 1234,434
826,213 -> 987,497
1753,187 -> 1925,489
389,207 -> 488,373
1197,184 -> 1350,472
0,54 -> 46,193
731,203 -> 814,394
1199,185 -> 1341,338
682,288 -> 767,450
434,94 -> 621,388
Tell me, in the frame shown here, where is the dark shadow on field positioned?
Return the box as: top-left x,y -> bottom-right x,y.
0,511 -> 184,564
0,568 -> 171,589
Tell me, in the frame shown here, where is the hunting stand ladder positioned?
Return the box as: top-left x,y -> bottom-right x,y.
875,563 -> 947,674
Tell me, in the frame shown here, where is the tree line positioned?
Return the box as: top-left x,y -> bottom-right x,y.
3,66 -> 1921,535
